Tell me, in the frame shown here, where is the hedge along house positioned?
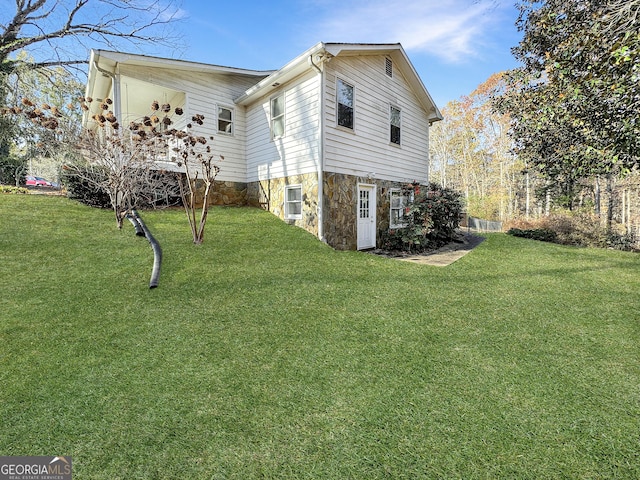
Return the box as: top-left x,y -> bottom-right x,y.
84,43 -> 442,250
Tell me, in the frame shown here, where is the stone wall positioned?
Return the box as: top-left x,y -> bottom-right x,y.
247,173 -> 320,237
242,172 -> 411,250
192,179 -> 247,207
323,172 -> 409,250
210,180 -> 247,205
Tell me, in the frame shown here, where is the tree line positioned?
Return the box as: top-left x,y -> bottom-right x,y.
430,0 -> 639,236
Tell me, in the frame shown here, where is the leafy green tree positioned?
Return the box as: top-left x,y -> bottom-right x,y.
497,0 -> 639,185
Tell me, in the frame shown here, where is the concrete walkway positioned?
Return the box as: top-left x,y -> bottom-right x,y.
372,233 -> 485,267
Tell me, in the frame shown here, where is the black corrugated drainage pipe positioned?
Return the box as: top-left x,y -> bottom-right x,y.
126,213 -> 146,236
131,209 -> 162,289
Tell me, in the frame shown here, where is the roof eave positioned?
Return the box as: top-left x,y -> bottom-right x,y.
90,49 -> 275,77
235,42 -> 327,105
235,42 -> 442,120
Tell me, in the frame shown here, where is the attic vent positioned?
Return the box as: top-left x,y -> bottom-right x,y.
385,58 -> 393,78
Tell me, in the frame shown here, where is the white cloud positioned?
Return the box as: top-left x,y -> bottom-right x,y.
309,0 -> 504,63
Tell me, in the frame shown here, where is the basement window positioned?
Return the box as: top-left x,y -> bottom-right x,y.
285,185 -> 302,219
390,188 -> 412,228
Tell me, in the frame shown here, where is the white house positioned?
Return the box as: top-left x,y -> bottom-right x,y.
84,42 -> 442,250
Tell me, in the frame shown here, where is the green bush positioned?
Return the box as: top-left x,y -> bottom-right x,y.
0,156 -> 27,186
607,231 -> 638,251
381,182 -> 464,252
507,228 -> 557,242
0,185 -> 29,194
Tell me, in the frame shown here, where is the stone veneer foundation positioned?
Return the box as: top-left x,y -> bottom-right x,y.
322,173 -> 407,250
247,173 -> 320,237
192,179 -> 248,207
244,172 -> 409,251
205,173 -> 409,250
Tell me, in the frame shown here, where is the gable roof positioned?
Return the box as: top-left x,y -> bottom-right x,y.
85,43 -> 442,124
234,42 -> 443,123
85,49 -> 274,114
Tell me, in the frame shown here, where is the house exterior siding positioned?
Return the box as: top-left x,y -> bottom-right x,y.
85,44 -> 441,250
245,71 -> 321,183
323,55 -> 430,184
244,71 -> 323,231
117,64 -> 263,183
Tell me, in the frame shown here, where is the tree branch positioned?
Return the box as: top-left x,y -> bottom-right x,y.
1,0 -> 184,70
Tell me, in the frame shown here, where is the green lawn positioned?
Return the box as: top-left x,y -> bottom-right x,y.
1,194 -> 639,479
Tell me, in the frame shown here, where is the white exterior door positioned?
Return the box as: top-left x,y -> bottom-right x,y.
357,184 -> 376,250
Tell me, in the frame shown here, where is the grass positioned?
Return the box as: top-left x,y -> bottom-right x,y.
1,194 -> 639,479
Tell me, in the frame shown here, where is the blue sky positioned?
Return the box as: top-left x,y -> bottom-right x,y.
0,0 -> 523,108
168,0 -> 523,108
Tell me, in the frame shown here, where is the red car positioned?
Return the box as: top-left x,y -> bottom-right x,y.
26,175 -> 52,187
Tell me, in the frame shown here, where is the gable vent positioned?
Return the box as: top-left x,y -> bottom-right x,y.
385,58 -> 393,78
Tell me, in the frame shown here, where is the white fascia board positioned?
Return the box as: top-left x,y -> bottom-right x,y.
235,42 -> 442,122
235,42 -> 327,106
234,43 -> 400,106
323,43 -> 401,56
83,49 -> 116,127
91,49 -> 274,77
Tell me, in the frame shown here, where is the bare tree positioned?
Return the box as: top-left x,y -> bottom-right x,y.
1,0 -> 184,74
169,119 -> 221,244
72,122 -> 169,227
3,96 -> 222,243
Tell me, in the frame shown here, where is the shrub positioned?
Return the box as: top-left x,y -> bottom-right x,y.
507,228 -> 557,242
607,231 -> 638,251
60,163 -> 111,208
0,185 -> 29,194
545,211 -> 608,248
59,163 -> 181,210
0,156 -> 27,186
380,182 -> 464,253
506,210 -> 638,251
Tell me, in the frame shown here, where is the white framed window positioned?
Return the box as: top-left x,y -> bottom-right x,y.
285,185 -> 302,219
270,93 -> 285,139
390,105 -> 401,145
336,78 -> 354,130
390,188 -> 412,228
217,105 -> 233,134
